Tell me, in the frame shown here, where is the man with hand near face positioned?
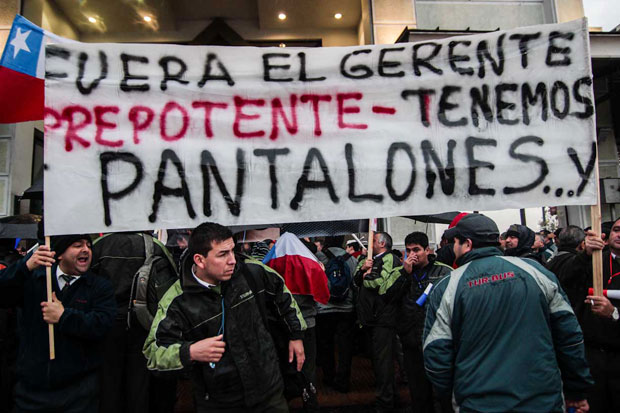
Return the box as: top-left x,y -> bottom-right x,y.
143,222 -> 306,412
0,234 -> 116,412
396,232 -> 452,413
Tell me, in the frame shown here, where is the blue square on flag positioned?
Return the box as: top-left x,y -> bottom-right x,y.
0,15 -> 44,78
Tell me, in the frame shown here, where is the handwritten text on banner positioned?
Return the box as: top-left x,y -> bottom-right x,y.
44,19 -> 595,235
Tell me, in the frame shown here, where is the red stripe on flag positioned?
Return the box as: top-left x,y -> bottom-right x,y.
0,66 -> 44,124
268,254 -> 330,304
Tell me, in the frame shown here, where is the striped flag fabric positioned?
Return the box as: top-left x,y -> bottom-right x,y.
0,15 -> 69,123
263,232 -> 330,304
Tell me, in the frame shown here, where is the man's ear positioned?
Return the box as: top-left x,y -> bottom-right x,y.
465,238 -> 474,252
193,253 -> 205,269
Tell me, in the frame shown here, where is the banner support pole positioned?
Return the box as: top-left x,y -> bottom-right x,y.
591,144 -> 603,297
368,218 -> 375,259
45,236 -> 55,360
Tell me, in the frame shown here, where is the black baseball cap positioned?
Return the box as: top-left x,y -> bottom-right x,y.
444,213 -> 499,244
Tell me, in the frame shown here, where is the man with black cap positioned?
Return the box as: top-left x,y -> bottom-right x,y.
423,214 -> 593,413
0,235 -> 115,412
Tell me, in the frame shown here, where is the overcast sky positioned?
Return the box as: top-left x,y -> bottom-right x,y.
583,0 -> 620,31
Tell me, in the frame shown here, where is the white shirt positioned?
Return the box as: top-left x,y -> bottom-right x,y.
56,266 -> 80,290
191,265 -> 217,289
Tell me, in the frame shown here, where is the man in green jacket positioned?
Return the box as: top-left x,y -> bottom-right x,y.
143,222 -> 306,412
354,231 -> 402,412
423,214 -> 593,413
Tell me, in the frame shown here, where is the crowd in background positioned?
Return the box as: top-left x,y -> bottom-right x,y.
0,213 -> 617,412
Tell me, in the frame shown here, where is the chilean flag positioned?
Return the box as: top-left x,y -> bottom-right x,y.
0,15 -> 68,124
263,232 -> 330,304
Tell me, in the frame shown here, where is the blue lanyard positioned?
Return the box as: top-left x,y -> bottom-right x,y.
209,298 -> 225,369
413,271 -> 427,290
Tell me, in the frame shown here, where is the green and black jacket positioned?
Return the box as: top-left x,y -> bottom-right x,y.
423,247 -> 593,412
396,256 -> 452,339
143,254 -> 306,409
354,250 -> 403,327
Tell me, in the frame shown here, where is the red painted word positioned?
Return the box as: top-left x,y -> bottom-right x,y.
468,271 -> 515,288
44,92 -> 385,152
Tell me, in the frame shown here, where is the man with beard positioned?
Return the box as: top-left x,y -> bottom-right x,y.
504,224 -> 543,263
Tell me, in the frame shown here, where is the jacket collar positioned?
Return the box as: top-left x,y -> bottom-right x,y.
34,263 -> 95,286
557,246 -> 579,255
456,247 -> 503,266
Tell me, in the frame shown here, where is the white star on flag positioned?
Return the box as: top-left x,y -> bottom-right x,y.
10,27 -> 31,59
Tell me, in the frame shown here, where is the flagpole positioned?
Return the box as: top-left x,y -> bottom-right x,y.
351,233 -> 365,249
45,236 -> 55,360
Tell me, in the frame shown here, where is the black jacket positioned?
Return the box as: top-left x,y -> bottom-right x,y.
546,247 -> 584,308
0,255 -> 115,390
143,254 -> 306,409
91,232 -> 177,321
566,250 -> 620,351
395,256 -> 452,338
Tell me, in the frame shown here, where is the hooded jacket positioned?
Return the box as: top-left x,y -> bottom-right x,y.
143,253 -> 306,409
504,224 -> 543,263
423,247 -> 592,412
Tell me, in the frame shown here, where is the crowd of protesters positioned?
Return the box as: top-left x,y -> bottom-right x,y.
0,213 -> 618,412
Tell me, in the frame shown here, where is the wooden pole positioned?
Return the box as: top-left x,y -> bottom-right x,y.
591,145 -> 603,297
367,218 -> 375,259
45,236 -> 55,360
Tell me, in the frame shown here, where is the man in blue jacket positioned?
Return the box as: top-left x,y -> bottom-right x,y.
0,234 -> 115,412
423,214 -> 593,413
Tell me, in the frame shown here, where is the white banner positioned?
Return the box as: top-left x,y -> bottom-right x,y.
44,19 -> 595,235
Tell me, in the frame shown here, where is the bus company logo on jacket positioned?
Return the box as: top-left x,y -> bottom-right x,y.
468,272 -> 515,288
239,291 -> 253,300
